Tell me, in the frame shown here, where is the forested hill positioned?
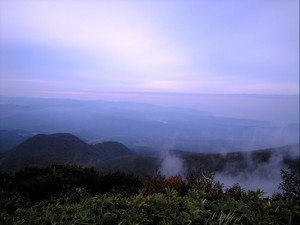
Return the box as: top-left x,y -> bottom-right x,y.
0,133 -> 134,173
0,133 -> 298,179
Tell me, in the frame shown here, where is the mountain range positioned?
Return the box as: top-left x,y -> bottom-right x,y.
0,133 -> 298,181
1,96 -> 299,154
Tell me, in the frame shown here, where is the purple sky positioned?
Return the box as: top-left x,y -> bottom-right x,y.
0,0 -> 299,99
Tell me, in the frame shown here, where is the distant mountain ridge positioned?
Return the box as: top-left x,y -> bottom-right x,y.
1,96 -> 298,153
0,133 -> 298,180
93,142 -> 134,160
180,144 -> 299,175
0,133 -> 134,173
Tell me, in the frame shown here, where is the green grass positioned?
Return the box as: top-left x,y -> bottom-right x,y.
2,188 -> 299,225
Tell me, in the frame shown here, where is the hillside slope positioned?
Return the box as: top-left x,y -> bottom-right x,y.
180,144 -> 299,175
0,133 -> 298,179
92,142 -> 134,161
0,133 -> 135,173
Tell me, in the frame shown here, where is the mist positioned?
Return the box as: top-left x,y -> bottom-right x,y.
90,93 -> 299,125
0,95 -> 298,153
1,3 -> 299,220
215,146 -> 299,195
156,145 -> 299,196
0,95 -> 299,195
160,153 -> 185,178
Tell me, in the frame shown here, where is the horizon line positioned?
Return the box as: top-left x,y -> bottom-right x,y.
1,91 -> 299,99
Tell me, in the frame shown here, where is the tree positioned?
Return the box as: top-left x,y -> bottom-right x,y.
279,168 -> 300,200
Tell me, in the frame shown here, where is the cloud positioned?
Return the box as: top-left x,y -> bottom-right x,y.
0,0 -> 298,95
0,1 -> 187,76
39,91 -> 93,96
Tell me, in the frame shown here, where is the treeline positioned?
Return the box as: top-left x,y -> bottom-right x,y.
0,164 -> 299,224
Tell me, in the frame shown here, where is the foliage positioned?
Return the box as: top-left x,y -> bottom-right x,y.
12,164 -> 102,201
8,164 -> 143,202
279,168 -> 300,200
142,175 -> 187,195
101,171 -> 143,194
1,165 -> 300,224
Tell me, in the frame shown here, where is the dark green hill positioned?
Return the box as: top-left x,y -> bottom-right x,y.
106,155 -> 160,176
0,133 -> 135,173
0,132 -> 298,178
92,141 -> 134,161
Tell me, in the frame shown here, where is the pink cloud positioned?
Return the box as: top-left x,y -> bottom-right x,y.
101,92 -> 156,97
39,90 -> 159,97
39,91 -> 93,95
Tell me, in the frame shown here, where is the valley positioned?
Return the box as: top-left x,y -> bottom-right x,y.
0,132 -> 298,195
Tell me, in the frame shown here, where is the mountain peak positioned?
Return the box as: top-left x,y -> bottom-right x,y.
0,133 -> 135,173
15,133 -> 88,151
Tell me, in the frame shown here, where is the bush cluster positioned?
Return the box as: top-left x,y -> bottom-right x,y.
2,164 -> 142,201
0,165 -> 299,224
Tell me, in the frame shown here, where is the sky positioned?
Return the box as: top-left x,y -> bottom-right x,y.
0,0 -> 299,100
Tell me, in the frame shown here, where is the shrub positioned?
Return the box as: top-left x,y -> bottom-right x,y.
279,168 -> 300,200
101,171 -> 143,194
142,175 -> 187,194
13,164 -> 102,201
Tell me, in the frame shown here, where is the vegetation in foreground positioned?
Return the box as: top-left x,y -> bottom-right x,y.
0,165 -> 299,225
